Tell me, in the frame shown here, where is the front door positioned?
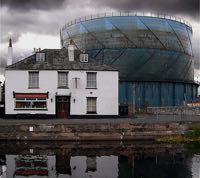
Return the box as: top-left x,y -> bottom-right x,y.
56,96 -> 70,119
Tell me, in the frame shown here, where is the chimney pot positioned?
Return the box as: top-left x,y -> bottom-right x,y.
68,40 -> 74,62
7,36 -> 13,66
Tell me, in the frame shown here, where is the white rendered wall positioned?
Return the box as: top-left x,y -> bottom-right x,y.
0,84 -> 2,102
70,156 -> 118,177
5,70 -> 118,115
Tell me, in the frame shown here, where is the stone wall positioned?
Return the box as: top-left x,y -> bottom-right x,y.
0,122 -> 189,141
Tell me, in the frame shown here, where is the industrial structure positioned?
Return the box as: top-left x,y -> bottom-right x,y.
60,12 -> 199,114
60,13 -> 198,112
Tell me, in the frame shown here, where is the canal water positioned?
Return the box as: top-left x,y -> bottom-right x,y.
0,141 -> 199,178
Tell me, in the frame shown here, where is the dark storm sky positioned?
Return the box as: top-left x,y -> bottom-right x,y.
0,0 -> 199,71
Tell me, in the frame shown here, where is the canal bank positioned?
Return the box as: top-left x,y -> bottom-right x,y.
0,116 -> 199,141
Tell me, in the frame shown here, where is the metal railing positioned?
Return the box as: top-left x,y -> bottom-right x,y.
61,11 -> 192,31
147,106 -> 200,116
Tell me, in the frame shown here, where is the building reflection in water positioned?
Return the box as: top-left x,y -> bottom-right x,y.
6,155 -> 55,178
0,142 -> 198,178
3,154 -> 194,178
0,155 -> 6,178
56,155 -> 71,176
191,154 -> 200,178
5,155 -> 118,178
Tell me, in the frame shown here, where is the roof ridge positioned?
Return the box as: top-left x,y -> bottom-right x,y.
6,53 -> 35,69
6,48 -> 118,71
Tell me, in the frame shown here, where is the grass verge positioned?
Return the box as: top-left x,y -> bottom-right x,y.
157,128 -> 200,143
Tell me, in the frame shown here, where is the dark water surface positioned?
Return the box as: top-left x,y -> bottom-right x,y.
0,141 -> 200,178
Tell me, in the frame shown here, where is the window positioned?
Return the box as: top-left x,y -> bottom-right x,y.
87,97 -> 97,114
87,72 -> 96,88
14,93 -> 48,110
36,52 -> 45,62
29,72 -> 39,88
58,72 -> 68,88
80,54 -> 88,63
15,98 -> 47,110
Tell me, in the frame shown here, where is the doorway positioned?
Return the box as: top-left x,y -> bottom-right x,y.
56,96 -> 70,119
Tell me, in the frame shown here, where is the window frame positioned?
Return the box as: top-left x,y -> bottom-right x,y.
57,71 -> 69,88
36,52 -> 45,63
86,72 -> 97,89
80,54 -> 89,63
28,71 -> 39,89
15,98 -> 47,110
86,97 -> 97,114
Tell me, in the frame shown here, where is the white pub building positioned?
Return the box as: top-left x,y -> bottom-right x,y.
5,45 -> 118,118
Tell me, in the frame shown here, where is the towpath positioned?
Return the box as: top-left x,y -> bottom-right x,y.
0,114 -> 199,125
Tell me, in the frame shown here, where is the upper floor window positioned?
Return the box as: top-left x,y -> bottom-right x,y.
87,72 -> 96,88
58,72 -> 68,88
36,52 -> 45,62
29,72 -> 39,88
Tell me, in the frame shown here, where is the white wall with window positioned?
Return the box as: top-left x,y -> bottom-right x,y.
5,70 -> 118,116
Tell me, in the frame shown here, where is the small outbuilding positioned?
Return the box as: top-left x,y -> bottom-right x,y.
5,46 -> 118,118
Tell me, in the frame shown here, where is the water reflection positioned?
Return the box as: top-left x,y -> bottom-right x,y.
0,141 -> 199,178
191,155 -> 200,178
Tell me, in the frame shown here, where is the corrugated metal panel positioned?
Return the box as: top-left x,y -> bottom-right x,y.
119,82 -> 198,109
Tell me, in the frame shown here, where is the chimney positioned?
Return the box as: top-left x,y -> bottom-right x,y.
68,39 -> 74,62
7,37 -> 13,66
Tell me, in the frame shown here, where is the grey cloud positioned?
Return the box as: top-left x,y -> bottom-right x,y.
194,58 -> 200,70
1,0 -> 199,45
0,50 -> 32,69
0,0 -> 92,44
0,8 -> 65,44
193,45 -> 200,70
2,0 -> 199,19
93,0 -> 199,19
1,32 -> 21,44
0,0 -> 199,71
1,0 -> 66,11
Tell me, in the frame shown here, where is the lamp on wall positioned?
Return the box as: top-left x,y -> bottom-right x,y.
73,98 -> 76,103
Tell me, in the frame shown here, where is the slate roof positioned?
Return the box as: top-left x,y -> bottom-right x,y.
6,48 -> 117,71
